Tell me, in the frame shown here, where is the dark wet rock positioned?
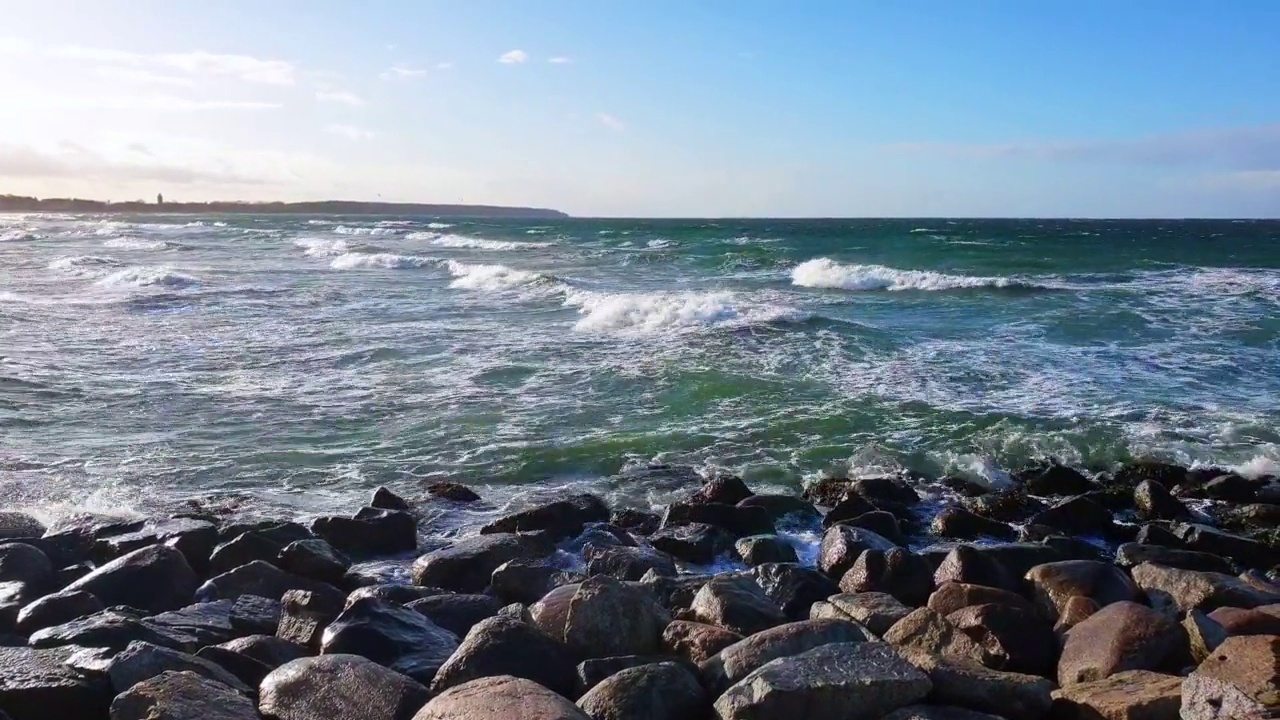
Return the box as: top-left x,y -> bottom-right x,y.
196,560 -> 344,607
702,618 -> 875,694
55,561 -> 92,586
835,510 -> 906,544
1202,473 -> 1262,503
639,572 -> 714,611
818,524 -> 898,579
145,600 -> 243,648
0,513 -> 44,542
1135,479 -> 1192,521
276,589 -> 342,650
415,674 -> 590,720
489,557 -> 582,604
734,535 -> 797,566
802,476 -> 856,506
207,531 -> 283,577
927,582 -> 1033,616
407,594 -> 502,638
712,641 -> 931,720
320,596 -> 459,685
229,594 -> 282,635
1022,464 -> 1095,497
371,486 -> 412,512
39,513 -> 141,566
109,670 -> 257,720
1131,563 -> 1280,614
91,518 -> 217,574
1028,494 -> 1115,537
411,532 -> 553,592
822,492 -> 880,528
216,520 -> 312,547
647,523 -> 735,564
216,634 -> 306,669
107,640 -> 250,695
575,655 -> 687,695
820,592 -> 912,636
0,645 -> 111,720
884,608 -> 992,666
1236,503 -> 1280,526
311,508 -> 417,556
853,476 -> 921,508
259,654 -> 430,720
840,548 -> 935,607
689,475 -> 753,505
1054,596 -> 1101,637
736,494 -> 819,523
960,542 -> 1070,582
583,544 -> 675,582
193,644 -> 273,689
931,506 -> 1015,542
609,509 -> 659,536
963,489 -> 1048,524
568,523 -> 637,553
1051,669 -> 1183,720
1136,522 -> 1185,548
1042,534 -> 1111,561
941,476 -> 990,498
1115,461 -> 1189,489
427,481 -> 481,503
751,563 -> 840,620
947,603 -> 1056,676
0,543 -> 54,591
15,590 -> 103,634
576,662 -> 707,720
276,538 -> 350,585
430,615 -> 576,697
661,620 -> 741,664
1058,601 -> 1187,686
932,545 -> 1018,592
908,655 -> 1054,720
29,609 -> 183,652
1184,609 -> 1229,663
1180,634 -> 1280,720
63,545 -> 197,614
348,583 -> 447,606
1207,606 -> 1280,636
1115,542 -> 1235,574
1025,560 -> 1141,620
1174,523 -> 1277,569
690,575 -> 785,636
482,494 -> 611,540
880,707 -> 1005,720
560,576 -> 670,659
661,502 -> 774,538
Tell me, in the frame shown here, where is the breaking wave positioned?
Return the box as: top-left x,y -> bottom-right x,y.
329,253 -> 441,270
424,234 -> 554,251
103,237 -> 170,251
95,266 -> 199,289
563,289 -> 810,333
791,258 -> 1031,292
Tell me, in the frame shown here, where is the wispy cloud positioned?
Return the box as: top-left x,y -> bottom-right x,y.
380,65 -> 427,80
315,90 -> 366,106
436,61 -> 454,70
498,49 -> 528,64
596,112 -> 625,131
92,66 -> 196,87
43,44 -> 297,85
39,95 -> 282,111
326,124 -> 375,140
548,57 -> 572,64
0,142 -> 270,184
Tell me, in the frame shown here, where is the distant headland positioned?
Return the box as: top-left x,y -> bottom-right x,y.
0,193 -> 569,219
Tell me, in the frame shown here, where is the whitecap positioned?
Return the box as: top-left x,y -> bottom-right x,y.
429,234 -> 554,251
1233,453 -> 1280,479
49,255 -> 122,278
791,258 -> 1024,291
332,225 -> 399,236
908,228 -> 938,233
293,238 -> 351,258
563,289 -> 809,333
426,222 -> 454,230
446,260 -> 553,291
329,253 -> 440,270
104,237 -> 169,250
96,266 -> 199,289
646,239 -> 673,249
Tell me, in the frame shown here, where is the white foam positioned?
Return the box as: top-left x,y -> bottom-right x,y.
426,222 -> 454,230
104,237 -> 169,250
791,258 -> 1020,291
329,253 -> 440,270
96,266 -> 199,289
428,234 -> 554,251
293,238 -> 351,258
1234,453 -> 1280,479
563,289 -> 808,333
332,225 -> 399,236
0,229 -> 32,242
646,239 -> 673,249
909,228 -> 939,233
49,255 -> 121,273
446,260 -> 550,291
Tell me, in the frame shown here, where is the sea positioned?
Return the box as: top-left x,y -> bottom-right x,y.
1,214 -> 1278,533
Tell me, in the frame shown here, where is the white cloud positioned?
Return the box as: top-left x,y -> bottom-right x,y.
498,50 -> 528,64
92,67 -> 197,87
316,90 -> 366,106
379,65 -> 427,80
41,44 -> 297,85
41,95 -> 282,111
596,112 -> 625,131
0,141 -> 271,185
326,124 -> 375,140
548,57 -> 572,64
436,61 -> 454,70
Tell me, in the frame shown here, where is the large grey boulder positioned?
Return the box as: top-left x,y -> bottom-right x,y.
320,596 -> 460,685
109,670 -> 257,720
1058,601 -> 1188,686
712,642 -> 931,720
819,592 -> 912,635
576,662 -> 707,720
107,641 -> 251,695
195,560 -> 344,607
414,675 -> 590,720
411,533 -> 552,592
62,545 -> 198,614
661,621 -> 742,665
1130,563 -> 1280,613
0,645 -> 112,720
817,525 -> 897,579
530,577 -> 669,660
701,618 -> 874,694
908,654 -> 1054,720
689,575 -> 785,636
259,654 -> 430,720
430,616 -> 577,698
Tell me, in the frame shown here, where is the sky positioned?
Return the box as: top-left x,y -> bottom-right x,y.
0,0 -> 1278,217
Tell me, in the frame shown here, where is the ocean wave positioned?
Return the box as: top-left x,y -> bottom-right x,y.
329,252 -> 441,270
332,225 -> 399,236
0,229 -> 35,242
446,260 -> 554,291
563,289 -> 809,333
646,239 -> 673,249
791,258 -> 1025,291
427,234 -> 554,251
49,255 -> 123,277
96,266 -> 199,289
103,237 -> 170,250
426,222 -> 454,230
724,236 -> 783,245
909,228 -> 939,233
293,238 -> 351,258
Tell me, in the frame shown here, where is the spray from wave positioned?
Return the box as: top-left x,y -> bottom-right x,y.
293,238 -> 351,258
329,253 -> 440,270
791,258 -> 1027,291
563,289 -> 809,333
445,261 -> 553,291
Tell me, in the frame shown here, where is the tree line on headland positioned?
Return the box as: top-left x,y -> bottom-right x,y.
0,194 -> 569,218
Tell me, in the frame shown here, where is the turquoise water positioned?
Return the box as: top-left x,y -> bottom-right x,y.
1,214 -> 1277,520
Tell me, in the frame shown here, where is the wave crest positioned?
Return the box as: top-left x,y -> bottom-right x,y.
791,258 -> 1024,291
423,234 -> 554,251
294,238 -> 351,258
329,253 -> 441,270
104,237 -> 170,250
563,289 -> 809,333
446,261 -> 554,291
96,266 -> 199,289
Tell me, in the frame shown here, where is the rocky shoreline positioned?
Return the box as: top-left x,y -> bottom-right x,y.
0,459 -> 1278,719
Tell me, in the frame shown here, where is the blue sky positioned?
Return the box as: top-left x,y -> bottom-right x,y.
1,0 -> 1277,216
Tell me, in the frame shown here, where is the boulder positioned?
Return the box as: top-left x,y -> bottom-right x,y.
481,494 -> 610,540
1025,560 -> 1141,620
751,563 -> 840,620
561,576 -> 670,659
576,662 -> 707,720
62,545 -> 198,614
215,634 -> 306,670
689,476 -> 753,505
1114,461 -> 1189,489
414,675 -> 590,720
575,655 -> 683,695
1027,495 -> 1115,537
880,707 -> 1005,720
411,533 -> 552,592
947,603 -> 1056,676
931,507 -> 1015,541
661,502 -> 774,538
91,518 -> 217,573
1184,609 -> 1228,663
712,642 -> 931,720
0,513 -> 44,541
259,654 -> 431,720
689,575 -> 785,636
734,535 -> 797,566
1202,474 -> 1261,503
835,510 -> 906,545
1180,635 -> 1280,720
29,609 -> 183,652
583,545 -> 675,582
0,645 -> 111,720
107,641 -> 250,696
230,594 -> 282,635
430,616 -> 577,697
320,596 -> 460,685
639,572 -> 715,611
1130,563 -> 1280,614
489,558 -> 582,604
1050,669 -> 1182,720
194,645 -> 273,689
109,670 -> 258,720
822,493 -> 880,528
963,490 -> 1048,524
311,508 -> 417,556
1136,523 -> 1184,547
821,592 -> 912,636
276,539 -> 350,585
839,548 -> 934,607
141,600 -> 250,649
217,521 -> 312,548
908,655 -> 1054,720
407,594 -> 503,638
1174,524 -> 1277,569
736,495 -> 819,523
1054,596 -> 1101,636
817,525 -> 898,579
1135,480 -> 1191,521
371,486 -> 411,512
276,589 -> 342,650
1058,601 -> 1188,686
15,590 -> 103,634
647,523 -> 735,565
1208,606 -> 1280,636
1023,464 -> 1095,497
853,476 -> 921,508
1114,542 -> 1235,574
196,560 -> 344,607
883,608 -> 992,667
426,482 -> 481,503
927,583 -> 1032,616
661,621 -> 741,664
701,618 -> 874,694
0,543 -> 55,595
609,509 -> 660,536
207,531 -> 283,577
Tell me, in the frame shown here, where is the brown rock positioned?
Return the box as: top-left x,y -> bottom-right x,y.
575,661 -> 708,720
1054,595 -> 1100,636
427,482 -> 481,502
1185,635 -> 1280,708
1050,669 -> 1182,720
1183,609 -> 1228,663
948,603 -> 1057,676
660,621 -> 741,665
1208,607 -> 1280,636
562,576 -> 670,659
932,546 -> 1018,593
413,675 -> 589,720
927,582 -> 1033,616
688,575 -> 785,636
884,608 -> 994,667
908,654 -> 1054,720
839,548 -> 934,607
1025,560 -> 1141,620
1058,601 -> 1188,687
699,618 -> 875,694
1130,563 -> 1280,614
817,525 -> 898,579
821,592 -> 912,636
